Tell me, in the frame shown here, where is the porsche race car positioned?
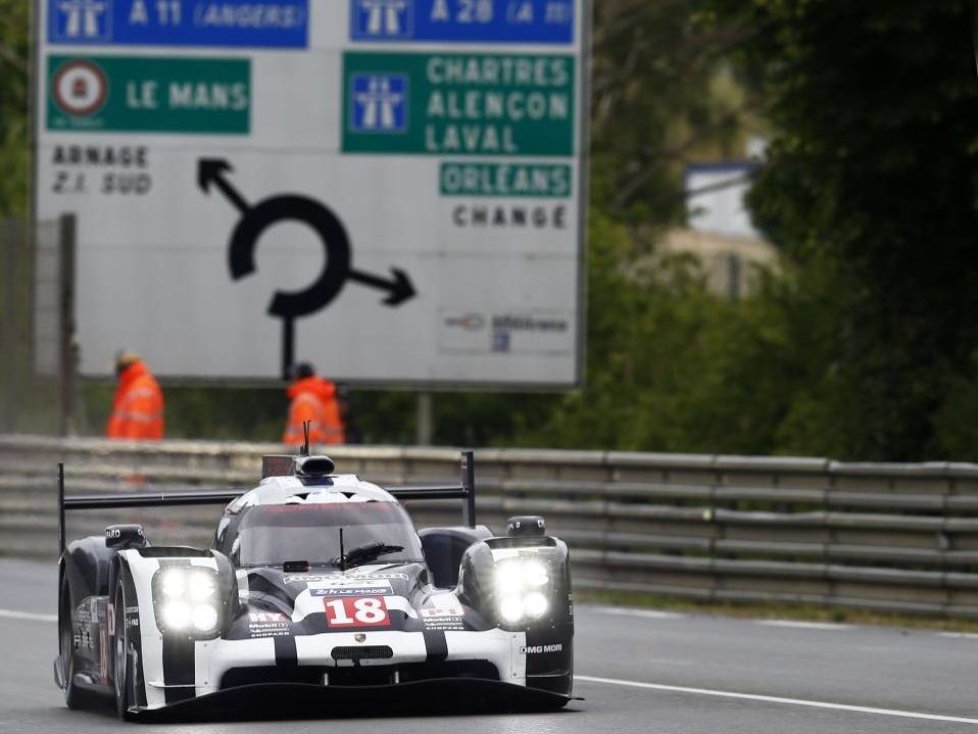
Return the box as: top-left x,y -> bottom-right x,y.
54,451 -> 575,719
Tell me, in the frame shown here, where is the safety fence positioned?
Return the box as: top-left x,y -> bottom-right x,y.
1,435 -> 977,618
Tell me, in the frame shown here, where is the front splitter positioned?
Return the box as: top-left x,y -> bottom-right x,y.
136,678 -> 578,721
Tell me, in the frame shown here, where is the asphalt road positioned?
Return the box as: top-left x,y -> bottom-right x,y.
1,558 -> 976,733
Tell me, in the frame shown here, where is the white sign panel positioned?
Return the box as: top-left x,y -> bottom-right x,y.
35,0 -> 588,386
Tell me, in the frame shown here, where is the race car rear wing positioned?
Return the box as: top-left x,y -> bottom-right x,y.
58,450 -> 478,553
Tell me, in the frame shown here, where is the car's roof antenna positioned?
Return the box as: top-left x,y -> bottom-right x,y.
300,420 -> 310,457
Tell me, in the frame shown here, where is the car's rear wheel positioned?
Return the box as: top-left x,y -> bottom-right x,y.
59,577 -> 98,710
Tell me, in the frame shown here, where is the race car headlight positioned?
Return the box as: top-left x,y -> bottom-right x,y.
191,603 -> 220,632
161,600 -> 192,630
188,571 -> 217,601
494,559 -> 550,593
153,568 -> 223,636
499,595 -> 525,623
160,568 -> 187,598
523,592 -> 549,619
494,558 -> 552,625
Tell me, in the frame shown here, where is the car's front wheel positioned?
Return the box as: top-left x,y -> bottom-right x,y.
112,573 -> 139,720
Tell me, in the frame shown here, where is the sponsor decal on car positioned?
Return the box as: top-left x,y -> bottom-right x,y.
521,643 -> 563,654
75,628 -> 95,651
418,601 -> 466,631
247,610 -> 290,638
420,604 -> 464,618
310,579 -> 394,596
284,572 -> 409,585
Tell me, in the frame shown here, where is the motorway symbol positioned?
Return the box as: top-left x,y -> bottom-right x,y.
51,0 -> 111,41
353,0 -> 414,39
351,74 -> 408,132
198,158 -> 416,378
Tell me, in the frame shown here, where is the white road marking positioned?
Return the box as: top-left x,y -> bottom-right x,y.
756,620 -> 851,631
575,675 -> 978,725
938,632 -> 978,640
587,606 -> 685,620
0,609 -> 57,623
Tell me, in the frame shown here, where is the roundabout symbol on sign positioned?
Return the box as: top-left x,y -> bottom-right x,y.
198,158 -> 416,378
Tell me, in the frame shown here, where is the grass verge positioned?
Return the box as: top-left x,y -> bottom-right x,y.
576,589 -> 978,633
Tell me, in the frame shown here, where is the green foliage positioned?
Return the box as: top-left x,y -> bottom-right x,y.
0,0 -> 29,218
932,352 -> 978,459
590,0 -> 764,220
513,213 -> 800,454
706,0 -> 978,459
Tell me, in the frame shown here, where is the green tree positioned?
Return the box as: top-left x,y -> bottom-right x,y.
709,0 -> 978,459
591,0 -> 764,221
0,0 -> 29,218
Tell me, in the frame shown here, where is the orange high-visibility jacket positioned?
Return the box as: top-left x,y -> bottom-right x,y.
283,376 -> 345,446
106,360 -> 164,440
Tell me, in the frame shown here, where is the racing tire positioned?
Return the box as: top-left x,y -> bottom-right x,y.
59,577 -> 99,710
112,573 -> 140,721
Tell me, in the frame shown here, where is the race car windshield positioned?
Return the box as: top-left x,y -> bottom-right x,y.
234,501 -> 425,568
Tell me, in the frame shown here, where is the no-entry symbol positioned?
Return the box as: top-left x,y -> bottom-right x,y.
198,158 -> 416,378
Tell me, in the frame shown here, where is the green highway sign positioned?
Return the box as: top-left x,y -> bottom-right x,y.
342,52 -> 575,156
440,162 -> 573,197
47,55 -> 251,134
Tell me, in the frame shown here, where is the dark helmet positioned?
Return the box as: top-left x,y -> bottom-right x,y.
289,362 -> 315,380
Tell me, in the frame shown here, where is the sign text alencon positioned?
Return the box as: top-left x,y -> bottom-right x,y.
342,52 -> 574,156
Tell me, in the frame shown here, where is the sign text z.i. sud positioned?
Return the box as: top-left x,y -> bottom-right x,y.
47,0 -> 309,48
47,55 -> 251,134
342,52 -> 575,156
349,0 -> 574,44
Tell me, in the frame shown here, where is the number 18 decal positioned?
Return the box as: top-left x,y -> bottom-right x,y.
323,596 -> 390,627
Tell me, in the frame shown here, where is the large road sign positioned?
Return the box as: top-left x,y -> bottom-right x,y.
34,0 -> 588,386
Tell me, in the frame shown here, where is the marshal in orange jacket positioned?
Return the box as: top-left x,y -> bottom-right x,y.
283,376 -> 345,446
106,359 -> 164,440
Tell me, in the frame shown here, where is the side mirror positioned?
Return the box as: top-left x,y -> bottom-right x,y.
105,524 -> 147,550
506,515 -> 546,538
262,454 -> 295,478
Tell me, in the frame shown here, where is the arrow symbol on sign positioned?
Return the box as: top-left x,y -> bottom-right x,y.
197,157 -> 418,377
197,158 -> 417,308
349,267 -> 416,306
198,159 -> 249,213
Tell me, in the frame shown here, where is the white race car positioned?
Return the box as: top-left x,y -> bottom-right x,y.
55,452 -> 575,719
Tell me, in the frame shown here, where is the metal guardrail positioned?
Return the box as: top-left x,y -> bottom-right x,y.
1,435 -> 977,618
